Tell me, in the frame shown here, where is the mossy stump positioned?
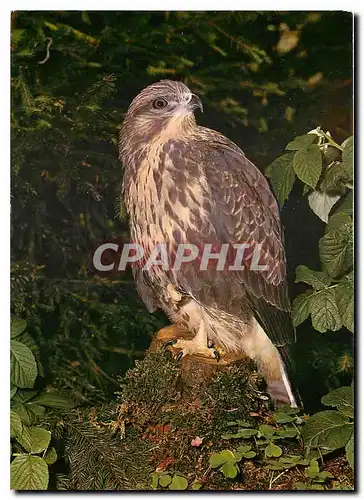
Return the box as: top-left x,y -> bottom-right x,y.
56,325 -> 270,490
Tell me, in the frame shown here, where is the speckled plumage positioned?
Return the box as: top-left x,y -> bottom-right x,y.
119,80 -> 299,406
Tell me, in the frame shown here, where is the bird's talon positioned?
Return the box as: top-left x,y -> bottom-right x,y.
176,351 -> 184,362
212,349 -> 220,361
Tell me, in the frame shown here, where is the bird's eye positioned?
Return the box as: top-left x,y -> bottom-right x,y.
152,98 -> 168,110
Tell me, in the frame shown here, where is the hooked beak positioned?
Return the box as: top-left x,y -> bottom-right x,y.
188,93 -> 203,113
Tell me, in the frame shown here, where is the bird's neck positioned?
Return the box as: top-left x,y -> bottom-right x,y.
120,114 -> 197,163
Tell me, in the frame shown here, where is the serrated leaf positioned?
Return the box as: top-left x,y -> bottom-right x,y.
13,390 -> 38,403
303,410 -> 352,452
10,341 -> 38,389
345,432 -> 354,470
168,475 -> 188,490
286,134 -> 317,151
31,391 -> 75,408
11,318 -> 27,339
320,162 -> 349,194
159,474 -> 172,487
292,290 -> 313,327
16,427 -> 50,454
16,425 -> 32,452
265,443 -> 282,457
341,136 -> 353,180
295,265 -> 331,290
44,447 -> 57,465
10,386 -> 17,399
220,462 -> 238,478
335,277 -> 354,333
11,410 -> 23,438
266,153 -> 296,206
319,225 -> 353,277
321,386 -> 353,417
293,144 -> 322,189
308,190 -> 341,223
310,288 -> 342,332
326,210 -> 352,232
29,427 -> 51,454
10,454 -> 49,490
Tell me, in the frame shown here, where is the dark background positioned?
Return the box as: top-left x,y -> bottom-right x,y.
11,11 -> 353,411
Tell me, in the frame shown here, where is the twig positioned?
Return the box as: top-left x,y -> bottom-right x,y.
270,470 -> 287,489
38,37 -> 53,65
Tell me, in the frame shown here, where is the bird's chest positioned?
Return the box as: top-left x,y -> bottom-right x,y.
126,144 -> 209,251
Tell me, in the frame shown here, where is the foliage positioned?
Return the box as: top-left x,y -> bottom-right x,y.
266,128 -> 353,394
10,318 -> 74,490
302,385 -> 354,470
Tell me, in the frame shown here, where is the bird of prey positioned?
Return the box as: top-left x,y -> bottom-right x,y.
119,80 -> 299,407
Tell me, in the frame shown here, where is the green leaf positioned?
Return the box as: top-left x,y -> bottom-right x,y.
319,225 -> 353,278
243,451 -> 256,459
274,412 -> 294,424
307,458 -> 320,476
320,162 -> 350,194
258,424 -> 277,438
326,210 -> 352,232
15,425 -> 32,452
308,190 -> 341,223
280,428 -> 298,438
292,290 -> 313,327
159,474 -> 172,487
191,481 -> 203,490
295,265 -> 331,290
10,386 -> 17,399
209,453 -> 226,468
31,391 -> 75,408
11,318 -> 27,339
345,432 -> 354,470
266,153 -> 296,206
168,475 -> 188,490
335,275 -> 354,333
11,410 -> 23,438
13,389 -> 39,403
16,426 -> 50,454
239,429 -> 258,438
265,443 -> 282,458
310,288 -> 342,333
321,386 -> 353,417
10,454 -> 49,490
293,144 -> 322,189
44,447 -> 57,466
29,427 -> 51,454
12,401 -> 45,426
11,340 -> 38,388
151,473 -> 159,489
303,410 -> 352,452
286,134 -> 317,151
220,462 -> 238,478
236,444 -> 251,454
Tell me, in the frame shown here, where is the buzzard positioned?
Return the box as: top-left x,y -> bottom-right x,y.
119,80 -> 299,406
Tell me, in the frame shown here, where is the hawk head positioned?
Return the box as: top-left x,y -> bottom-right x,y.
120,80 -> 203,152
